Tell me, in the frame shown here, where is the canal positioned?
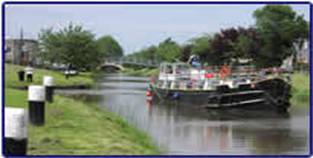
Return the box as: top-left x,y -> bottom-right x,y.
56,74 -> 309,155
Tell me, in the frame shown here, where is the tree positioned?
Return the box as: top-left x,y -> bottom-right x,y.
128,38 -> 181,62
203,27 -> 261,66
253,5 -> 308,67
96,35 -> 123,59
180,44 -> 192,62
156,38 -> 181,62
233,27 -> 261,64
210,27 -> 240,65
129,46 -> 157,60
189,35 -> 213,64
39,23 -> 100,70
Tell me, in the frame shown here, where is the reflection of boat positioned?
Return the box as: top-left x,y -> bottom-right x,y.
146,102 -> 299,154
148,102 -> 289,121
148,62 -> 292,113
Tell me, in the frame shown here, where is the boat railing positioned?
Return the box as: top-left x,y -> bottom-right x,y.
155,79 -> 212,90
152,65 -> 290,90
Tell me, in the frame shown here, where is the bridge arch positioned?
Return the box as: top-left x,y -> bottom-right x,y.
103,57 -> 160,68
98,63 -> 124,72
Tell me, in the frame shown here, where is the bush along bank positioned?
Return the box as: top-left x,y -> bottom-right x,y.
290,73 -> 310,106
122,67 -> 159,77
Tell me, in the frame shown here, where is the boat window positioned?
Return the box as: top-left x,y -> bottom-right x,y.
175,64 -> 189,74
165,65 -> 173,74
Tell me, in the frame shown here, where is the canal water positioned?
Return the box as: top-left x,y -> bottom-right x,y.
56,74 -> 309,155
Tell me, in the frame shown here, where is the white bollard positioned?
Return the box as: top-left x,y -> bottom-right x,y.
28,85 -> 45,126
43,76 -> 54,103
5,107 -> 28,156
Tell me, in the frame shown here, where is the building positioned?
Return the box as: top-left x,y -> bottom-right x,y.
5,39 -> 39,65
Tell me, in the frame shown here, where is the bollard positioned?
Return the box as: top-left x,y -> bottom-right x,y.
17,71 -> 25,82
43,76 -> 54,103
5,107 -> 28,156
28,85 -> 45,126
26,73 -> 33,82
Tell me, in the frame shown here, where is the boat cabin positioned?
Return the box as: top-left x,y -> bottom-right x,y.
156,62 -> 259,90
158,62 -> 191,81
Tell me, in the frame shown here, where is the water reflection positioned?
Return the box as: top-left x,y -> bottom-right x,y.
56,74 -> 309,155
145,102 -> 308,155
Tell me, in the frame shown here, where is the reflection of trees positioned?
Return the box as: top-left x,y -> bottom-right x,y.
203,125 -> 232,153
148,104 -> 235,153
232,126 -> 308,154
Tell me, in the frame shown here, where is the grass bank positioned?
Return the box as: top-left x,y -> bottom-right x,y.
122,67 -> 159,77
290,73 -> 310,106
5,88 -> 160,155
5,63 -> 160,155
5,64 -> 94,88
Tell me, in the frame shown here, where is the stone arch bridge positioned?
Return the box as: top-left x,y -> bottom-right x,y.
98,57 -> 160,71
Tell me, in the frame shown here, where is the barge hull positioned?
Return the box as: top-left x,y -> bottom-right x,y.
149,78 -> 291,112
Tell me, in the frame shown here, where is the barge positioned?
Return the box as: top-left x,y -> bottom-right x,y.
148,62 -> 292,113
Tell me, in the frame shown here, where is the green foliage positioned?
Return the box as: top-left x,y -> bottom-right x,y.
39,23 -> 100,70
290,73 -> 310,106
190,35 -> 211,56
130,46 -> 157,60
253,5 -> 308,67
234,35 -> 251,58
122,68 -> 159,77
180,44 -> 192,62
96,35 -> 123,59
127,5 -> 308,68
189,35 -> 213,63
156,38 -> 181,62
128,38 -> 181,62
203,27 -> 260,65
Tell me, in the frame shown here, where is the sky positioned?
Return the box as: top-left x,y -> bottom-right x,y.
5,4 -> 310,54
